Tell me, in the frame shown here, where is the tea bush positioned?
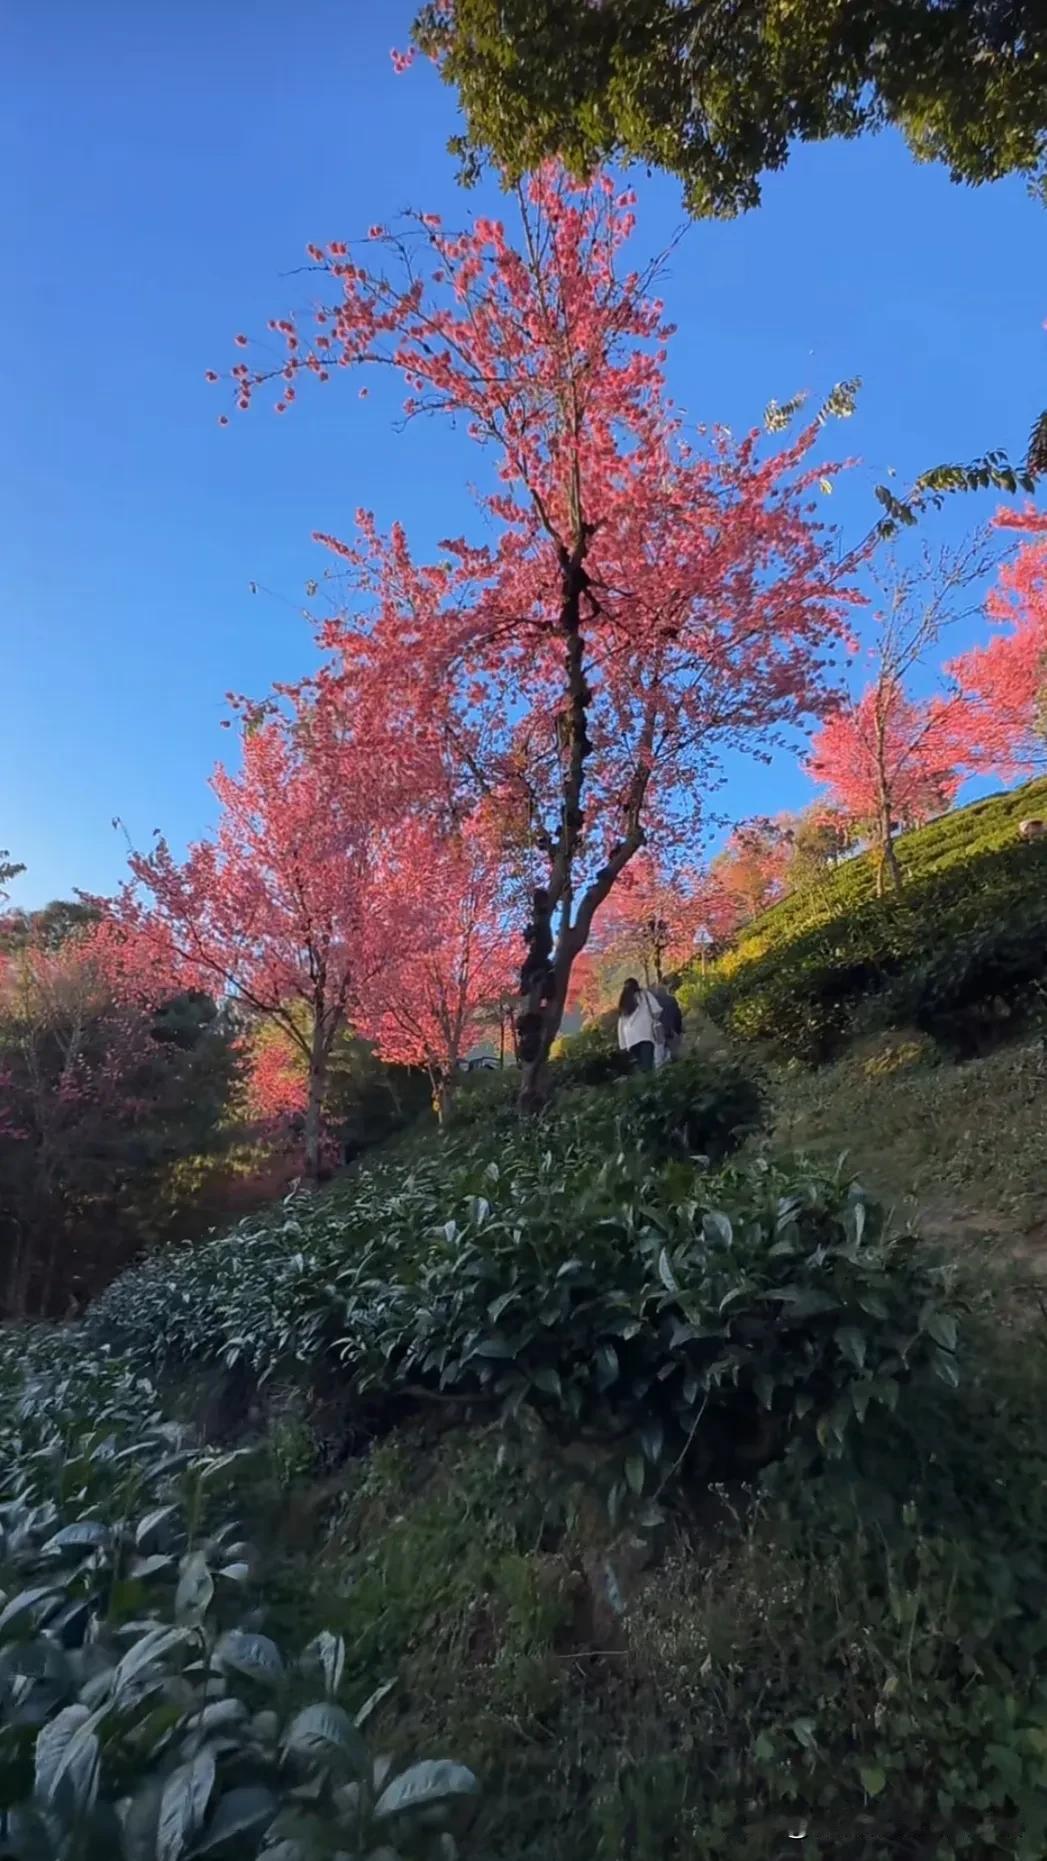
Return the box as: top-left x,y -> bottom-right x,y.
566,1050 -> 765,1161
549,1015 -> 625,1088
702,835 -> 1047,1062
701,773 -> 1047,981
0,1333 -> 477,1860
89,1104 -> 960,1519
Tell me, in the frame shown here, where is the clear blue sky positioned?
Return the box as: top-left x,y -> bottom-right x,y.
3,1 -> 1044,910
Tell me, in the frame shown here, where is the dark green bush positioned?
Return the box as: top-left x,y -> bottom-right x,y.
550,1014 -> 626,1088
89,1110 -> 960,1522
447,1068 -> 518,1133
565,1051 -> 766,1161
0,1334 -> 477,1861
704,836 -> 1047,1063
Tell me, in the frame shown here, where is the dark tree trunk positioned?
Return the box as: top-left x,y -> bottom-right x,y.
304,1051 -> 326,1183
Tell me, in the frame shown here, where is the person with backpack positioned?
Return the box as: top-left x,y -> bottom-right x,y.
652,982 -> 684,1062
617,977 -> 665,1072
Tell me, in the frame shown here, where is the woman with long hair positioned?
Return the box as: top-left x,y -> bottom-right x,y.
616,977 -> 664,1072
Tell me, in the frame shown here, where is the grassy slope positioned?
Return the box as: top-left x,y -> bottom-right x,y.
162,1027 -> 1047,1858
715,773 -> 1047,970
14,794 -> 1047,1856
770,1035 -> 1047,1266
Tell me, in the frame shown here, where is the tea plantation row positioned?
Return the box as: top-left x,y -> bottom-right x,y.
694,777 -> 1047,1061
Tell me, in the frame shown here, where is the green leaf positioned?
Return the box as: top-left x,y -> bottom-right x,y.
215,1630 -> 284,1685
767,1288 -> 839,1317
158,1750 -> 215,1861
136,1505 -> 179,1549
0,1585 -> 61,1634
860,1763 -> 886,1798
933,1350 -> 960,1388
529,1366 -> 562,1398
754,1373 -> 776,1411
703,1211 -> 733,1248
192,1785 -> 277,1855
302,1628 -> 345,1698
175,1551 -> 214,1621
373,1759 -> 479,1822
594,1342 -> 619,1391
34,1705 -> 91,1804
923,1310 -> 957,1352
113,1624 -> 191,1698
355,1676 -> 397,1729
639,1418 -> 664,1464
283,1702 -> 368,1775
657,1247 -> 678,1293
42,1521 -> 110,1555
625,1454 -> 646,1495
835,1325 -> 867,1371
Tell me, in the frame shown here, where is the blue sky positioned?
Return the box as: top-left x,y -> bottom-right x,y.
3,1 -> 1044,909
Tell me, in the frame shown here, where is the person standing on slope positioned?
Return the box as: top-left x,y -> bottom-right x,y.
617,977 -> 665,1072
652,982 -> 684,1062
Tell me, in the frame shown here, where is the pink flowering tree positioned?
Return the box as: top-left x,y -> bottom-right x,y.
0,923 -> 239,1316
949,510 -> 1047,777
358,812 -> 514,1122
806,689 -> 967,891
220,167 -> 864,1103
806,540 -> 991,892
116,688 -> 399,1179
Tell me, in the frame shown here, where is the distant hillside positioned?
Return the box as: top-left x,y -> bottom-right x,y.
689,776 -> 1047,1062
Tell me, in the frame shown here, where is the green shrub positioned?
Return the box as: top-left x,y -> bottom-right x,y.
446,1068 -> 517,1133
704,836 -> 1047,1062
89,1116 -> 960,1523
567,1052 -> 766,1161
550,1015 -> 626,1088
0,1334 -> 477,1860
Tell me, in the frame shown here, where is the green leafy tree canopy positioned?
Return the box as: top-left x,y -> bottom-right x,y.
413,0 -> 1047,218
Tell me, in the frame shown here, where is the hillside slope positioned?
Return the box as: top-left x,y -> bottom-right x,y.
694,776 -> 1047,1061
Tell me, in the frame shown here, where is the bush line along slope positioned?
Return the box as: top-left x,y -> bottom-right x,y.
694,775 -> 1047,1061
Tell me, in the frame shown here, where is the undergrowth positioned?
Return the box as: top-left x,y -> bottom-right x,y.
774,1032 -> 1047,1245
246,1305 -> 1047,1860
8,1025 -> 1047,1856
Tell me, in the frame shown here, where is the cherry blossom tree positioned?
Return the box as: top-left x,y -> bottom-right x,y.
949,510 -> 1047,777
708,820 -> 792,923
576,850 -> 715,989
115,690 -> 397,1179
358,812 -> 513,1123
806,689 -> 966,891
806,539 -> 991,892
222,167 -> 864,1103
782,804 -> 854,889
244,1025 -> 309,1132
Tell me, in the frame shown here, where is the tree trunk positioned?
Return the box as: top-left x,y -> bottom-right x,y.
517,992 -> 567,1114
2,1228 -> 25,1320
875,805 -> 902,897
304,1051 -> 326,1183
433,1073 -> 454,1126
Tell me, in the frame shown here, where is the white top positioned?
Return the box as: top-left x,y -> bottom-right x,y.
617,989 -> 663,1051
